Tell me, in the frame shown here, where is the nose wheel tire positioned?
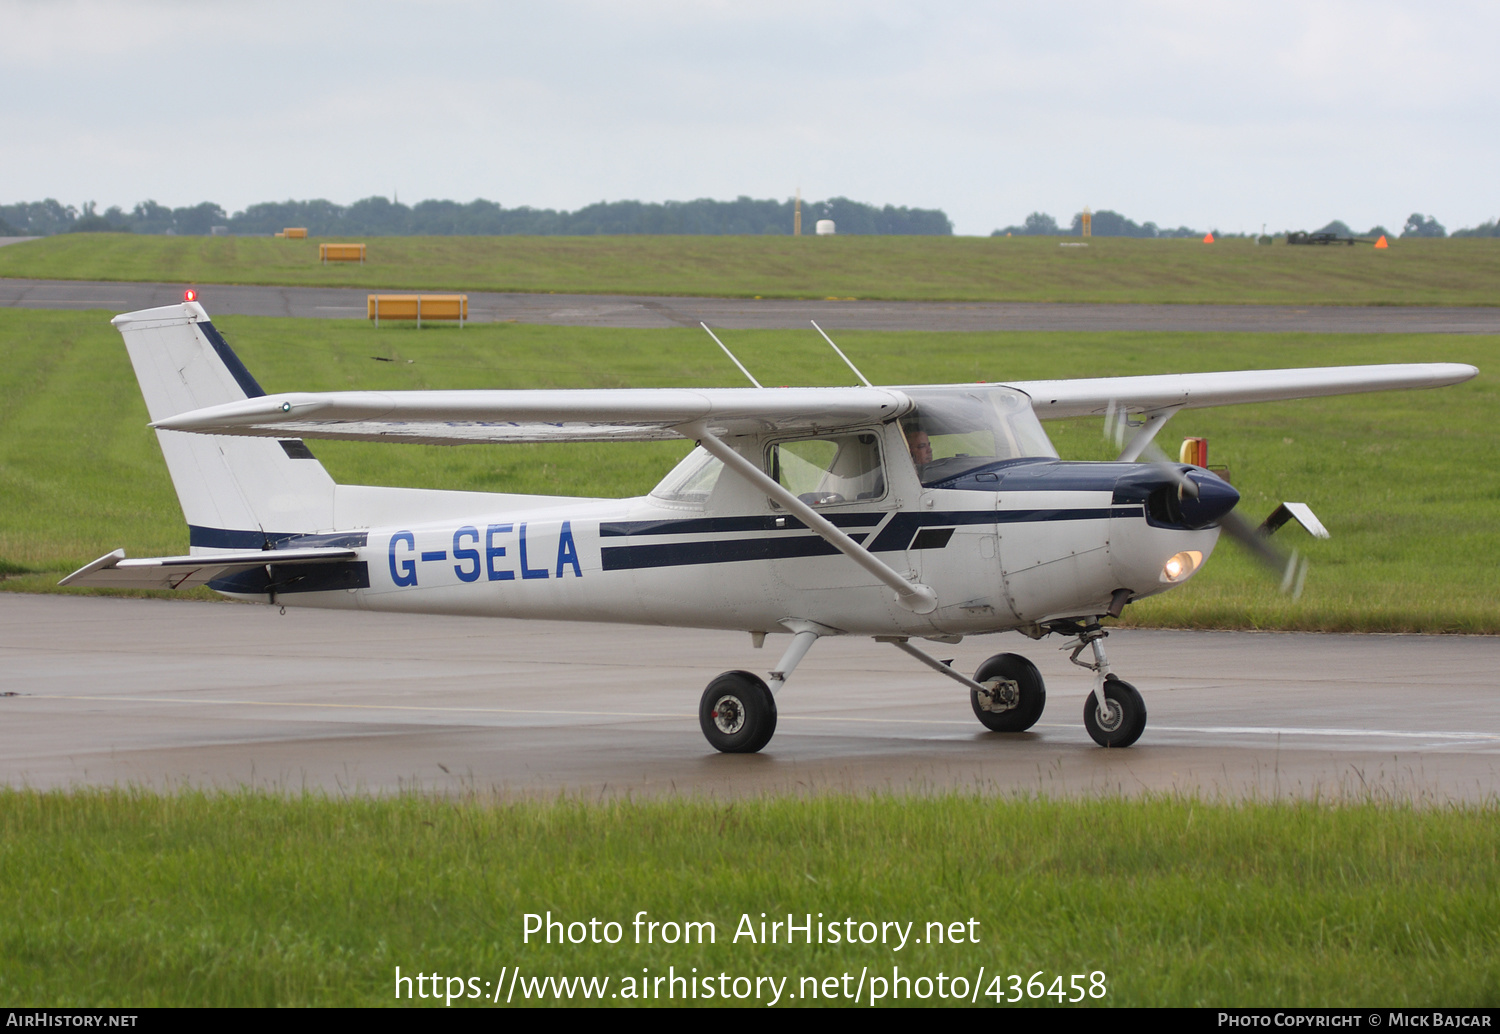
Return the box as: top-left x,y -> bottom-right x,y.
1083,675 -> 1147,748
700,671 -> 778,754
970,653 -> 1047,732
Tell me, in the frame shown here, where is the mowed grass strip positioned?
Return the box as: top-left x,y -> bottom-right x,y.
0,309 -> 1493,632
3,233 -> 1499,306
1,789 -> 1496,1007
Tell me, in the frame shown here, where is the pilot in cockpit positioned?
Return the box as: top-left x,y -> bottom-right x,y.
904,424 -> 933,470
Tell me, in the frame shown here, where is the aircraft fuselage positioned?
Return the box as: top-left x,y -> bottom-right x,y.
215,457 -> 1225,640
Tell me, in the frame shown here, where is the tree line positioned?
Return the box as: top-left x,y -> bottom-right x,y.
992,210 -> 1203,238
990,209 -> 1497,239
0,195 -> 952,237
4,197 -> 1492,240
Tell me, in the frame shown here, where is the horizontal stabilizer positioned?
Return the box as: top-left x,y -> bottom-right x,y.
60,547 -> 358,591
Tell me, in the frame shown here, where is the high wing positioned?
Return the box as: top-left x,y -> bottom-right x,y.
150,387 -> 914,443
1007,364 -> 1477,419
149,364 -> 1477,444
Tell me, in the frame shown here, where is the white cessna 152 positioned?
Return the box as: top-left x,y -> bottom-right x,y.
64,301 -> 1476,751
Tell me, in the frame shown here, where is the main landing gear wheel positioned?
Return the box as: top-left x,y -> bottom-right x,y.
1083,675 -> 1147,748
700,671 -> 778,754
970,653 -> 1046,732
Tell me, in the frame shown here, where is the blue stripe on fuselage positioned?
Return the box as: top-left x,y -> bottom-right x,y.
601,512 -> 883,537
601,532 -> 870,571
864,507 -> 1138,552
599,505 -> 1139,571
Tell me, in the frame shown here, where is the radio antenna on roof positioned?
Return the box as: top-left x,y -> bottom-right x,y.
700,323 -> 763,388
811,320 -> 873,387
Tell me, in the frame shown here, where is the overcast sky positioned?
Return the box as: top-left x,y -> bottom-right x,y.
3,1 -> 1496,235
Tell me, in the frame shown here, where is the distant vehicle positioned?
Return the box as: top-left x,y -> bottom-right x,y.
1286,231 -> 1360,246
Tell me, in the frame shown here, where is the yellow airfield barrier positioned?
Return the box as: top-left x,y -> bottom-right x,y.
320,243 -> 366,264
368,294 -> 468,328
278,227 -> 308,239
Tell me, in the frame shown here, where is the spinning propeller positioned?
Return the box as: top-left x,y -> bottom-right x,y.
1105,404 -> 1316,597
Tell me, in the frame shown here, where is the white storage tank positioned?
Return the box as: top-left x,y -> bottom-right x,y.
815,219 -> 836,235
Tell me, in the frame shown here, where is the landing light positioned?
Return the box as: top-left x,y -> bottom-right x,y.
1161,550 -> 1203,583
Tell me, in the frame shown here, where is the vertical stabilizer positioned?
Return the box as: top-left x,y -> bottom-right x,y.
112,303 -> 336,550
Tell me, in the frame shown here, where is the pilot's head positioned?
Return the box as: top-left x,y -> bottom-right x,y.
907,429 -> 932,466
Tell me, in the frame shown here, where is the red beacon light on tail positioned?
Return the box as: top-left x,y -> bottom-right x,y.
183,289 -> 197,302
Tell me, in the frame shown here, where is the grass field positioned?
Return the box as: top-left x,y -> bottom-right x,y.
2,233 -> 1499,306
0,307 -> 1494,632
2,789 -> 1496,1007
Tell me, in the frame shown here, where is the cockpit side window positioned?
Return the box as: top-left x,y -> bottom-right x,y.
767,432 -> 885,507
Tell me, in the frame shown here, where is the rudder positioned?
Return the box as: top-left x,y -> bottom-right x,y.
113,302 -> 336,550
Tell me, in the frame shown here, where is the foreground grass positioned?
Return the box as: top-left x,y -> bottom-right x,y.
1,309 -> 1494,631
1,789 -> 1495,1007
3,233 -> 1499,306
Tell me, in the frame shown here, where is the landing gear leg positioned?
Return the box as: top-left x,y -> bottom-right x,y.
1065,623 -> 1147,748
881,637 -> 1045,732
767,628 -> 820,696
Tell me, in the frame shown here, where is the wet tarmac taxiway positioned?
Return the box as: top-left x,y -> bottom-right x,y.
4,594 -> 1497,801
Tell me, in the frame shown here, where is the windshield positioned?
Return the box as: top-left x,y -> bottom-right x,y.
900,387 -> 1057,486
650,446 -> 724,507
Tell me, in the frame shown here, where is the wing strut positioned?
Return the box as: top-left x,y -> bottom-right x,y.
681,421 -> 938,614
1112,405 -> 1182,462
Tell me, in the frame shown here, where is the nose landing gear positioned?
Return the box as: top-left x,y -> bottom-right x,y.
1082,674 -> 1147,748
1061,621 -> 1147,748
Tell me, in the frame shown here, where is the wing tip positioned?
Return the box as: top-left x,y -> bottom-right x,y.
59,548 -> 126,587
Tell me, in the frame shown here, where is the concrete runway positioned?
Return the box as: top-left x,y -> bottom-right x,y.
5,276 -> 1500,333
4,594 -> 1497,801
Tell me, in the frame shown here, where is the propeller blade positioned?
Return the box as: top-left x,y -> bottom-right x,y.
1134,441 -> 1307,597
1136,439 -> 1198,496
1218,510 -> 1307,596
